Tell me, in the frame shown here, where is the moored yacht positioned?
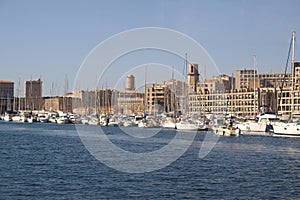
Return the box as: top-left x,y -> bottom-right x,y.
56,114 -> 70,124
175,120 -> 199,131
162,117 -> 176,129
37,113 -> 49,123
272,120 -> 300,137
236,113 -> 278,133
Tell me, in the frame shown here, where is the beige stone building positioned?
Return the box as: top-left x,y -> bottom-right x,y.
112,90 -> 144,115
188,88 -> 276,117
44,96 -> 73,113
162,79 -> 187,115
197,74 -> 235,94
277,61 -> 300,116
146,83 -> 172,114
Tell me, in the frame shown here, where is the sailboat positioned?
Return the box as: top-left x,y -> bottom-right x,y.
272,31 -> 300,137
176,54 -> 200,131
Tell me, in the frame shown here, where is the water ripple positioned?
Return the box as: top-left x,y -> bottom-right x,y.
0,121 -> 300,199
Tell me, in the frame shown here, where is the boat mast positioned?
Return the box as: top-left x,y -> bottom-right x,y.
143,65 -> 147,117
172,66 -> 175,115
291,31 -> 295,116
50,82 -> 54,111
185,53 -> 188,115
18,77 -> 21,111
95,77 -> 97,115
253,55 -> 257,115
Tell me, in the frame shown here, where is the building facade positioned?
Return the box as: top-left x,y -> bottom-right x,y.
162,79 -> 187,115
188,88 -> 276,117
236,69 -> 257,90
71,89 -> 114,115
44,96 -> 73,113
25,78 -> 43,110
112,90 -> 144,115
277,61 -> 300,116
0,80 -> 14,113
146,83 -> 172,114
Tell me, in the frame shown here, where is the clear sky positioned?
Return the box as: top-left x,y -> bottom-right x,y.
1,0 -> 300,96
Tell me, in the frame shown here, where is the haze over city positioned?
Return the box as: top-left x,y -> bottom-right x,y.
1,0 -> 300,96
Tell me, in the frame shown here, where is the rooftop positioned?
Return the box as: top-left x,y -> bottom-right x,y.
0,80 -> 13,84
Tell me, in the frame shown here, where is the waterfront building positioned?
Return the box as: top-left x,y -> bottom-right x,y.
225,88 -> 276,117
162,79 -> 187,115
112,90 -> 144,115
67,61 -> 299,118
25,78 -> 43,111
188,74 -> 235,115
146,83 -> 172,114
188,88 -> 276,117
236,69 -> 291,90
197,74 -> 235,94
71,89 -> 113,116
236,69 -> 257,90
277,61 -> 300,116
44,95 -> 73,113
293,61 -> 300,90
259,73 -> 291,88
0,80 -> 14,113
234,67 -> 298,117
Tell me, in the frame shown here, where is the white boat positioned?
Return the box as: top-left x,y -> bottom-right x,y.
69,114 -> 81,124
138,120 -> 146,128
11,115 -> 22,122
176,120 -> 199,131
27,116 -> 34,123
123,119 -> 136,127
11,113 -> 27,123
108,121 -> 119,127
3,113 -> 11,121
163,118 -> 176,129
88,118 -> 99,125
137,118 -> 159,128
272,121 -> 300,137
271,32 -> 300,137
48,113 -> 58,123
56,115 -> 70,124
237,113 -> 278,133
37,113 -> 49,123
81,118 -> 89,125
86,114 -> 99,125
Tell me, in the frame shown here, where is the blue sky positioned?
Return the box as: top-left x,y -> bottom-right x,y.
0,0 -> 300,96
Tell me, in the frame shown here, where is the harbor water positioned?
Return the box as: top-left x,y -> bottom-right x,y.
0,121 -> 300,199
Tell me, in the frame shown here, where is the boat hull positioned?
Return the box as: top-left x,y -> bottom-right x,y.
272,123 -> 300,137
176,122 -> 199,131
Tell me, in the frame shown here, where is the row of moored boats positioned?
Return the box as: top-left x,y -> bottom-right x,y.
1,111 -> 299,137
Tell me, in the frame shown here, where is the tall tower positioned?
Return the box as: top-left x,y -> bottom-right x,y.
188,64 -> 199,93
25,78 -> 43,110
0,80 -> 14,113
126,74 -> 135,91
